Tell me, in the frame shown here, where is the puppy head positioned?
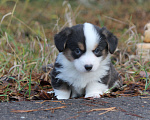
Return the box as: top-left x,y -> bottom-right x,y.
54,23 -> 118,72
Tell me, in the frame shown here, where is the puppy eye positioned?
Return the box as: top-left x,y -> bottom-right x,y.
74,48 -> 82,55
93,47 -> 102,56
94,48 -> 100,54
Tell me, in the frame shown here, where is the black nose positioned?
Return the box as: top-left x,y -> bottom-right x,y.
84,64 -> 93,71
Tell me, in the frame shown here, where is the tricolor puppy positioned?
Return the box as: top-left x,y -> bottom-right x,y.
51,23 -> 122,99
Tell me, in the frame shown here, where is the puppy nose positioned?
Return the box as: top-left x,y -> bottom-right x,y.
84,64 -> 93,71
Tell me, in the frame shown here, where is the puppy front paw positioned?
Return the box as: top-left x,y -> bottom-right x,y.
56,95 -> 69,99
54,89 -> 71,99
85,93 -> 101,98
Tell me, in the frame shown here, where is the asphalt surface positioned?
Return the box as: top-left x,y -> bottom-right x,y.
0,96 -> 150,120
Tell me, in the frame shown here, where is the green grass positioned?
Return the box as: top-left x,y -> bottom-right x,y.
0,0 -> 150,101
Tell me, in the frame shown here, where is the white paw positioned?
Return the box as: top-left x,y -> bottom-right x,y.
56,95 -> 69,99
54,89 -> 70,99
85,93 -> 101,98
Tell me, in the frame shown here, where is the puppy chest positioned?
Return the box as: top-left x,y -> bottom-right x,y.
57,72 -> 89,88
56,69 -> 107,88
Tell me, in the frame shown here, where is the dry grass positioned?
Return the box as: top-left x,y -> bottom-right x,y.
0,0 -> 150,101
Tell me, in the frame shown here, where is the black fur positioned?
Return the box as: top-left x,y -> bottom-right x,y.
101,27 -> 118,54
101,63 -> 121,88
55,24 -> 86,59
54,27 -> 72,52
51,62 -> 70,90
66,25 -> 86,59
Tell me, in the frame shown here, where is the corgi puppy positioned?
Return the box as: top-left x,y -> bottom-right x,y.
51,23 -> 122,99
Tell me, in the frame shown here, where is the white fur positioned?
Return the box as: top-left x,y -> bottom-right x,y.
54,88 -> 71,99
55,53 -> 110,98
83,23 -> 100,50
85,81 -> 108,98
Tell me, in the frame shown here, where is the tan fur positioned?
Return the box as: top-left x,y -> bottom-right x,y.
102,49 -> 108,60
78,42 -> 85,51
63,48 -> 74,61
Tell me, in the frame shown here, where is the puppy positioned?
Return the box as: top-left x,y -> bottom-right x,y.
51,23 -> 122,99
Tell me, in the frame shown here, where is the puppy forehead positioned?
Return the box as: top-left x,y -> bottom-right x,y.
83,23 -> 100,50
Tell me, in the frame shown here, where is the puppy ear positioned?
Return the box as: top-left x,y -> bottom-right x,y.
54,27 -> 72,52
101,27 -> 118,54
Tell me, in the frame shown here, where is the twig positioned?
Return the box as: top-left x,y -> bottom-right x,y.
99,107 -> 116,115
11,106 -> 66,113
103,15 -> 128,25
